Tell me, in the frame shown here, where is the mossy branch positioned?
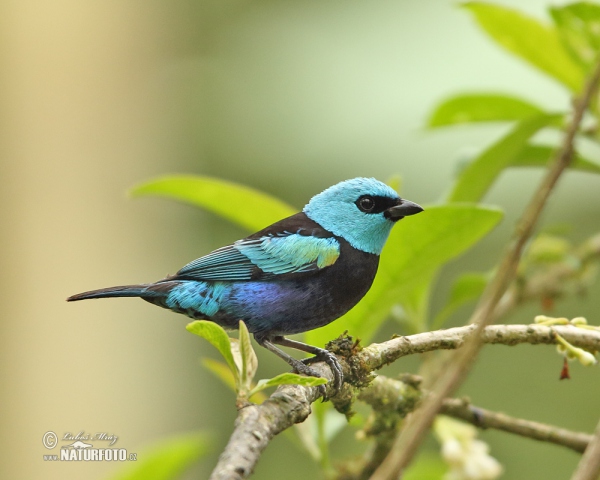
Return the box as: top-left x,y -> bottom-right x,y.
209,324 -> 600,479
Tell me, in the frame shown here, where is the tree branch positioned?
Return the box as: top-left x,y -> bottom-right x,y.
493,232 -> 600,320
359,324 -> 600,371
339,375 -> 593,479
369,57 -> 600,480
570,418 -> 600,480
441,398 -> 593,454
209,325 -> 600,479
209,379 -> 325,480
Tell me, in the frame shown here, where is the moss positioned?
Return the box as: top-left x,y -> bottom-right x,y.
439,338 -> 457,349
327,332 -> 374,389
327,332 -> 375,417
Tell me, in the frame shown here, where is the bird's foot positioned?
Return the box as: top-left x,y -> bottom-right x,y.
291,361 -> 329,399
256,336 -> 343,400
301,349 -> 344,394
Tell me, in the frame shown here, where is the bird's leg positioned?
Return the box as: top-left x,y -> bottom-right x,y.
270,336 -> 343,392
255,336 -> 322,378
254,335 -> 334,398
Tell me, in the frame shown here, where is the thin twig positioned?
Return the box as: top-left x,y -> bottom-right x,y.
340,376 -> 592,479
208,325 -> 600,479
356,375 -> 593,455
368,58 -> 600,480
359,324 -> 600,371
570,418 -> 600,480
441,398 -> 592,454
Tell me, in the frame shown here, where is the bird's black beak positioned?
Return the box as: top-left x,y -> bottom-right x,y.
384,199 -> 424,221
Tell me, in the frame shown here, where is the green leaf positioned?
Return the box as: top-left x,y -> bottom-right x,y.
448,114 -> 562,203
550,3 -> 600,70
249,373 -> 327,396
513,144 -> 600,174
106,432 -> 210,480
186,321 -> 239,386
309,401 -> 347,471
228,338 -> 244,382
428,93 -> 545,127
292,418 -> 323,462
130,175 -> 296,232
526,233 -> 571,264
403,452 -> 447,480
202,358 -> 237,393
238,320 -> 258,393
463,2 -> 585,91
432,272 -> 489,329
306,204 -> 503,345
318,403 -> 349,443
202,358 -> 268,403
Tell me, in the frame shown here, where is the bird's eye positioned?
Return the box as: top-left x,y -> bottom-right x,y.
357,196 -> 375,212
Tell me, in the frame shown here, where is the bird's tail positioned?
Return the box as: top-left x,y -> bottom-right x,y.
67,284 -> 163,302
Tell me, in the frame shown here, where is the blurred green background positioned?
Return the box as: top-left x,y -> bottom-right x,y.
1,0 -> 599,479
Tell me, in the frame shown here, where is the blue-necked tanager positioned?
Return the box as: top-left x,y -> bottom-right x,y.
68,178 -> 423,391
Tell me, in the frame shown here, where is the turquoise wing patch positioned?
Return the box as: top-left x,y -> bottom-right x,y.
235,234 -> 340,274
175,234 -> 340,281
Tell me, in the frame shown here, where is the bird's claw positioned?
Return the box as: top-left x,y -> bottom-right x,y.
300,349 -> 344,395
291,361 -> 329,399
319,350 -> 344,393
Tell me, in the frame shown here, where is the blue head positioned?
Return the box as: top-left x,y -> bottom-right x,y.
303,178 -> 423,255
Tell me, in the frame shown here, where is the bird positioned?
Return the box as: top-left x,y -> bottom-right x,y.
68,177 -> 423,392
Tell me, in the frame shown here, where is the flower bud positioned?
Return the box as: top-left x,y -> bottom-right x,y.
534,315 -> 568,325
570,317 -> 588,326
577,349 -> 598,367
441,438 -> 464,464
